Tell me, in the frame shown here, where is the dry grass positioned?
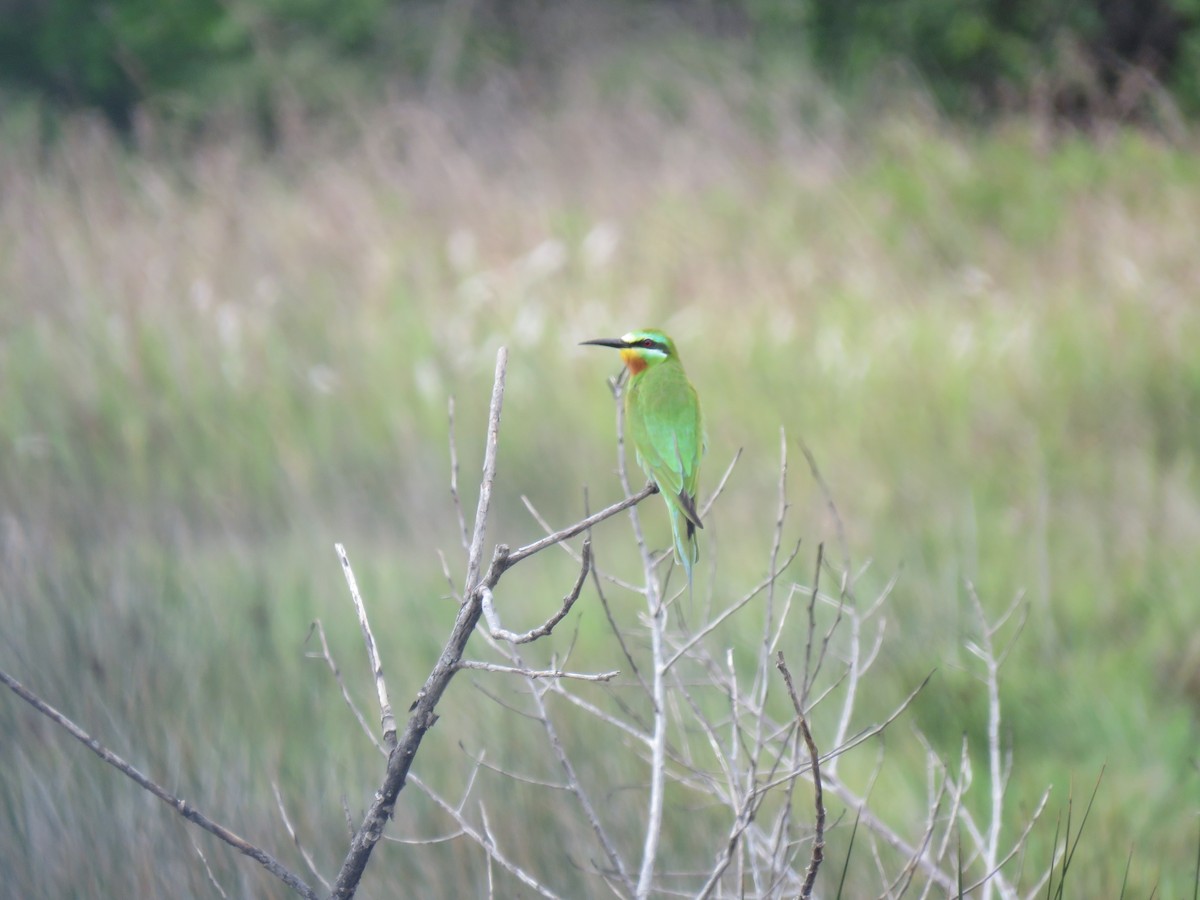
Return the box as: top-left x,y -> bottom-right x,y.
2,55 -> 1199,895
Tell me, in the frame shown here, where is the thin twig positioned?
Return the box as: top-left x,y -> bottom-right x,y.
662,539 -> 802,673
546,681 -> 652,747
522,494 -> 646,594
306,619 -> 384,754
506,483 -> 657,568
385,827 -> 467,846
436,548 -> 463,604
801,543 -> 824,709
448,396 -> 471,551
456,660 -> 619,682
519,495 -> 583,563
336,543 -> 396,748
330,348 -> 657,900
464,350 -> 510,595
406,774 -> 565,900
329,348 -> 509,900
695,787 -> 772,899
523,658 -> 636,892
699,447 -> 743,521
605,376 -> 667,900
272,781 -> 332,892
482,543 -> 592,644
637,586 -> 667,900
756,429 -> 790,724
742,431 -> 793,844
822,767 -> 959,893
458,750 -> 571,791
0,668 -> 318,900
966,581 -> 1008,900
798,438 -> 849,584
776,653 -> 825,899
962,785 -> 1054,894
588,543 -> 651,705
190,835 -> 230,899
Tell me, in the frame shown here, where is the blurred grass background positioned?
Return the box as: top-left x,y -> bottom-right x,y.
2,26 -> 1200,898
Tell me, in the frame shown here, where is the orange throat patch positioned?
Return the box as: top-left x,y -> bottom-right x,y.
619,349 -> 648,375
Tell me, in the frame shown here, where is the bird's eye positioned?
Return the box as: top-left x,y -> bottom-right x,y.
641,339 -> 656,349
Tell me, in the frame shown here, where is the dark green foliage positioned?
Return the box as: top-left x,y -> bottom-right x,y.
0,0 -> 406,129
0,0 -> 237,127
746,0 -> 1199,118
2,0 -> 1199,127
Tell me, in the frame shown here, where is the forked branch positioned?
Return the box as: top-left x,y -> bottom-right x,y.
330,347 -> 658,899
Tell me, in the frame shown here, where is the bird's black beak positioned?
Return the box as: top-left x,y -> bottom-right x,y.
580,337 -> 629,349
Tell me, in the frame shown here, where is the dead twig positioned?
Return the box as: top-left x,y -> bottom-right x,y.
482,542 -> 592,644
329,348 -> 657,900
776,653 -> 825,899
456,660 -> 619,682
305,619 -> 383,754
336,544 -> 396,749
189,835 -> 230,899
0,668 -> 318,900
406,774 -> 565,900
273,781 -> 331,892
447,396 -> 471,551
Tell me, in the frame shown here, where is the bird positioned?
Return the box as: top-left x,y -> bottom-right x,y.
581,329 -> 705,585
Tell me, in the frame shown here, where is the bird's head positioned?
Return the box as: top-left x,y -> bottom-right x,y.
580,329 -> 678,376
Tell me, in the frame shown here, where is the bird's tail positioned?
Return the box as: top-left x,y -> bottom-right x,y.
667,500 -> 700,587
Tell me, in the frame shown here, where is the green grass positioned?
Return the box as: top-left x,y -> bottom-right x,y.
2,69 -> 1200,896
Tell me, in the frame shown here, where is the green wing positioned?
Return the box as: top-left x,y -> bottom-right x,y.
628,362 -> 704,529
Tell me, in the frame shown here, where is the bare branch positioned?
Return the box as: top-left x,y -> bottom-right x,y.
0,668 -> 318,900
798,438 -> 849,587
524,660 -> 636,892
825,672 -> 934,764
821,772 -> 958,894
699,447 -> 743,521
457,660 -> 619,682
546,680 -> 652,747
407,774 -> 565,900
747,429 -> 793,798
190,835 -> 230,899
802,543 -> 824,708
328,348 -> 663,899
636,593 -> 667,900
662,539 -> 802,673
506,482 -> 657,568
385,827 -> 467,846
588,546 -> 652,705
962,785 -> 1054,894
776,653 -> 825,899
966,582 -> 1010,900
464,349 -> 510,595
336,543 -> 396,748
273,781 -> 332,892
305,619 -> 384,754
758,429 -> 791,701
519,495 -> 582,563
695,787 -> 771,899
482,543 -> 592,644
330,348 -> 510,900
459,749 -> 570,791
522,493 -> 646,594
436,548 -> 463,604
448,395 -> 471,552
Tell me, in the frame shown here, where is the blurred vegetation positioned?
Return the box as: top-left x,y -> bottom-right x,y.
2,54 -> 1199,892
2,0 -> 1200,131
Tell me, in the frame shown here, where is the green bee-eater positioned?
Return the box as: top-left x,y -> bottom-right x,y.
582,329 -> 705,585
